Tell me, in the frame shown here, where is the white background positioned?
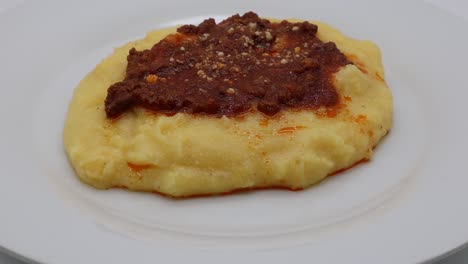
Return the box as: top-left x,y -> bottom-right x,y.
0,0 -> 467,263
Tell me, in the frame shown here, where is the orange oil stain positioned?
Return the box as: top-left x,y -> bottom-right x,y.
356,64 -> 368,74
255,134 -> 264,139
375,72 -> 385,82
127,162 -> 152,172
328,158 -> 370,177
355,114 -> 367,124
346,54 -> 368,74
259,119 -> 269,127
315,102 -> 347,119
326,109 -> 338,117
277,126 -> 307,134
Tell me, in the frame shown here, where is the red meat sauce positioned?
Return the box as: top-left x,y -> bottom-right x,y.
105,12 -> 350,119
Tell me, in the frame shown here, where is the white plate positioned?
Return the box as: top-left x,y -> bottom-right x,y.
1,0 -> 467,263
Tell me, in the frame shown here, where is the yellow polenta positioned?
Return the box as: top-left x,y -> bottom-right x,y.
63,20 -> 392,197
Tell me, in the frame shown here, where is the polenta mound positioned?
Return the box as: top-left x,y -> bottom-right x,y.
63,13 -> 392,198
